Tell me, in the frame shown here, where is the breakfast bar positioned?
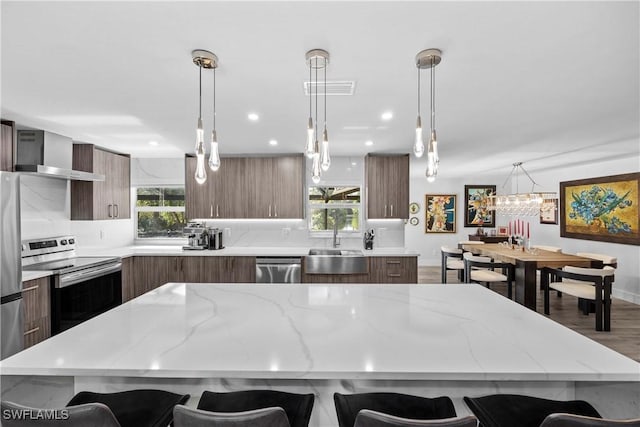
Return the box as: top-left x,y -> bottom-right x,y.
1,283 -> 638,426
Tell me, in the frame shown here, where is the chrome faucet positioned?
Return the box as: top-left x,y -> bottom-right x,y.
332,211 -> 341,248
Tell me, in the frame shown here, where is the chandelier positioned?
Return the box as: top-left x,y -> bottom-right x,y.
192,49 -> 219,185
488,162 -> 557,216
414,48 -> 442,182
304,49 -> 330,184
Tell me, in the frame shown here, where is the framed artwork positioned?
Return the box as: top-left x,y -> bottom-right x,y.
409,202 -> 420,214
425,194 -> 456,233
409,217 -> 419,226
497,226 -> 508,236
560,172 -> 639,245
540,199 -> 559,225
464,185 -> 496,227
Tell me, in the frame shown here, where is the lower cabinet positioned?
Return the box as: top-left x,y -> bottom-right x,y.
128,256 -> 257,299
22,277 -> 51,349
301,257 -> 418,284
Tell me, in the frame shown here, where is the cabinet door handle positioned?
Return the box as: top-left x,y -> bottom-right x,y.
390,204 -> 394,217
274,204 -> 277,217
216,205 -> 220,217
22,285 -> 40,293
108,204 -> 113,218
387,273 -> 402,277
114,204 -> 119,218
386,260 -> 401,265
210,204 -> 213,218
24,327 -> 40,336
268,205 -> 272,217
384,205 -> 388,217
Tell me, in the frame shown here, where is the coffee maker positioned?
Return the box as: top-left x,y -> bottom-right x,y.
182,223 -> 209,250
208,228 -> 224,250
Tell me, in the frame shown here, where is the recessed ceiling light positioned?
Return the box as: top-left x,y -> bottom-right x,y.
381,111 -> 393,121
365,140 -> 374,146
248,113 -> 259,121
148,140 -> 159,146
351,162 -> 357,166
269,139 -> 278,146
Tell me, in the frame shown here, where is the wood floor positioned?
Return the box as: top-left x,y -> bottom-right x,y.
419,266 -> 640,362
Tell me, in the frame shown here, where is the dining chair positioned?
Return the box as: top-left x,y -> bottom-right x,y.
440,246 -> 464,283
354,410 -> 478,427
334,392 -> 457,427
540,413 -> 640,426
197,390 -> 314,427
1,400 -> 121,427
575,253 -> 618,268
463,252 -> 514,299
541,266 -> 615,331
66,389 -> 190,427
173,405 -> 290,427
463,394 -> 601,427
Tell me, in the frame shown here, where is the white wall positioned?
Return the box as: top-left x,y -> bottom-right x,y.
405,154 -> 640,303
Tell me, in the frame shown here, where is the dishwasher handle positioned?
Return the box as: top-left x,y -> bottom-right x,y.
256,257 -> 302,265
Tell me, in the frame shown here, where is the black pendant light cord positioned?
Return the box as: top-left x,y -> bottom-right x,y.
213,68 -> 216,131
431,55 -> 435,131
417,64 -> 421,117
315,57 -> 318,143
324,61 -> 327,128
198,63 -> 202,119
309,58 -> 312,121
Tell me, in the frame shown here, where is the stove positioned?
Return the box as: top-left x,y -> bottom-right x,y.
22,236 -> 122,334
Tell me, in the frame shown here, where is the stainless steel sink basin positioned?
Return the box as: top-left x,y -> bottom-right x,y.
305,249 -> 368,274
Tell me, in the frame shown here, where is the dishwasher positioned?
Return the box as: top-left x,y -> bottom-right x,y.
256,257 -> 301,283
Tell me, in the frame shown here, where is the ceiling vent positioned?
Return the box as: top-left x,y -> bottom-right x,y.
304,81 -> 355,96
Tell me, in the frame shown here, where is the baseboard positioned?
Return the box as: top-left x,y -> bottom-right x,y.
613,289 -> 640,305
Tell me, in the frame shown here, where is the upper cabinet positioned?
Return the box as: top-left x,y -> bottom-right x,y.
71,144 -> 131,220
1,120 -> 16,171
185,155 -> 303,220
365,154 -> 409,219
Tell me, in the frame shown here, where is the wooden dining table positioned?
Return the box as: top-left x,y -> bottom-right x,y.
460,243 -> 600,311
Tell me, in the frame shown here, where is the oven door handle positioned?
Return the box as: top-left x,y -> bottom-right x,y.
57,262 -> 122,288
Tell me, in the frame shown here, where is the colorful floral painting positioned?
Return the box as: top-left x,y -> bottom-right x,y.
425,194 -> 456,233
464,185 -> 496,227
560,173 -> 639,246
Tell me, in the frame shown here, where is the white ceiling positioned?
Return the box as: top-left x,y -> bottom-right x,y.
1,1 -> 638,178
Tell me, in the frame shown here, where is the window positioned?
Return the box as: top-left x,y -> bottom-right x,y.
135,187 -> 186,239
308,186 -> 361,233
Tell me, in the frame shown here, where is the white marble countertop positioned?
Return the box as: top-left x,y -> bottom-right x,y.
21,271 -> 53,282
77,245 -> 419,258
2,283 -> 638,382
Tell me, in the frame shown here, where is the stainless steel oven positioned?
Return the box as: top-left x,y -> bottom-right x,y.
22,236 -> 122,335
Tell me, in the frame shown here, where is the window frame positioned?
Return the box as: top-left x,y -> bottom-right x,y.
134,185 -> 186,241
307,185 -> 362,237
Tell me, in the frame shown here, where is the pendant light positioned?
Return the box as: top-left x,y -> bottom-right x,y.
413,66 -> 424,158
208,63 -> 221,172
488,162 -> 557,216
415,49 -> 442,182
305,49 -> 330,180
191,49 -> 217,184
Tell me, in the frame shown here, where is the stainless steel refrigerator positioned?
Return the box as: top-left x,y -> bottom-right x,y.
0,171 -> 23,359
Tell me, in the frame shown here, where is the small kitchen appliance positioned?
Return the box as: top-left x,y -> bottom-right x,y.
182,223 -> 209,250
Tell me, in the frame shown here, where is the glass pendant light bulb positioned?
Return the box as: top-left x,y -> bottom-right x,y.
208,130 -> 220,171
413,116 -> 424,158
311,140 -> 321,184
305,118 -> 315,159
320,127 -> 330,171
196,117 -> 204,150
425,138 -> 437,183
194,141 -> 207,185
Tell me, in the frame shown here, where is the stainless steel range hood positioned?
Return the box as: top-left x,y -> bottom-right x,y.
14,130 -> 104,181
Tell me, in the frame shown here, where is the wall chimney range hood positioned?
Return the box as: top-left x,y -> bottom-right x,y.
14,130 -> 105,181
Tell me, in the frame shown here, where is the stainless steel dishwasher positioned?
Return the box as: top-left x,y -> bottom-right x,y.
256,257 -> 301,283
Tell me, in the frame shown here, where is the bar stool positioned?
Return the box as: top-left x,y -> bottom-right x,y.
354,410 -> 478,427
540,413 -> 640,426
440,246 -> 464,283
1,401 -> 121,427
334,393 -> 456,427
174,405 -> 290,427
66,389 -> 190,427
463,394 -> 601,427
197,390 -> 314,427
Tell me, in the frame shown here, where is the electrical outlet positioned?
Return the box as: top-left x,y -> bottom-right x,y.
282,227 -> 291,237
99,230 -> 105,240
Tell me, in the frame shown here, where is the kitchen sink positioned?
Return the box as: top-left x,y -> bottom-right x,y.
305,249 -> 368,274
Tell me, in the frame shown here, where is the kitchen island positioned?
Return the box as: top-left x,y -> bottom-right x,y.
2,283 -> 639,426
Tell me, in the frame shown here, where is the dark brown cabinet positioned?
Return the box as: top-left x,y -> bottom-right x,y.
22,277 -> 51,348
129,256 -> 256,299
1,120 -> 16,172
365,154 -> 410,219
71,144 -> 130,220
121,257 -> 135,303
185,155 -> 303,220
